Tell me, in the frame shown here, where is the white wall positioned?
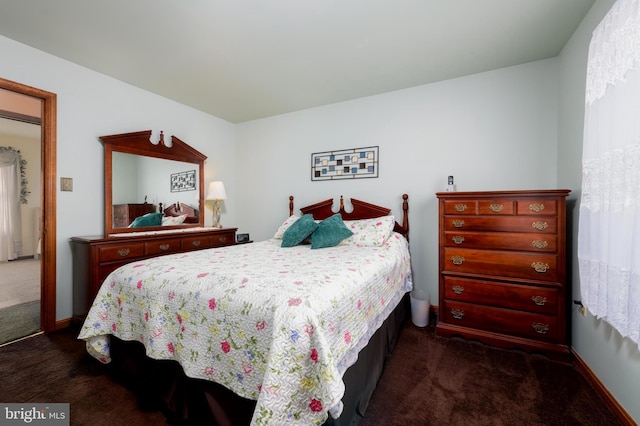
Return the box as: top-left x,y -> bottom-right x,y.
236,59 -> 560,306
0,35 -> 236,320
558,0 -> 640,422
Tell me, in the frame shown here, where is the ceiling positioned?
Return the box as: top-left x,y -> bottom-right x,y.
0,0 -> 595,123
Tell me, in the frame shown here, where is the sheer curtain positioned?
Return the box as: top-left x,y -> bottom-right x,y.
0,147 -> 23,261
578,0 -> 640,347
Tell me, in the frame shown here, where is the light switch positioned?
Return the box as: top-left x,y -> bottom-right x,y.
60,177 -> 73,192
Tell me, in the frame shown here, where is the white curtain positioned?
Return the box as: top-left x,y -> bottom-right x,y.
0,148 -> 23,262
578,0 -> 640,347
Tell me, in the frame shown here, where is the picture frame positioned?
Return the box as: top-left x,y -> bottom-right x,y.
170,170 -> 196,192
311,146 -> 379,181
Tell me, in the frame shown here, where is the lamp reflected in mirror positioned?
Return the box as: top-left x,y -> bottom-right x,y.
206,181 -> 227,228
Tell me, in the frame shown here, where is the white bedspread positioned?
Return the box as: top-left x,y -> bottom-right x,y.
79,234 -> 412,425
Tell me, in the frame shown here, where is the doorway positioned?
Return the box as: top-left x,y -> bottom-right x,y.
0,77 -> 57,333
0,112 -> 41,344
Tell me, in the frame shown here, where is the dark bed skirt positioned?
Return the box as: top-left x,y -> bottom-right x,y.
108,295 -> 408,425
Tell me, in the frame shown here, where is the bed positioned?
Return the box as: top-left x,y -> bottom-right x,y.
79,194 -> 411,425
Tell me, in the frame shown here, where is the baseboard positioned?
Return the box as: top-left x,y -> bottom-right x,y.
570,348 -> 635,425
55,317 -> 72,330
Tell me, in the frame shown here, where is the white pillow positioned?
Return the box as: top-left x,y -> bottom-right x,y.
340,216 -> 396,246
273,215 -> 300,239
162,214 -> 188,226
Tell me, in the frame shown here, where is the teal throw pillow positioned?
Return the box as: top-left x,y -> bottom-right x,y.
311,213 -> 353,249
129,212 -> 163,228
281,214 -> 318,247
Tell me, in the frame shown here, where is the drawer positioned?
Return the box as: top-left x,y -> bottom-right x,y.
145,238 -> 182,256
443,231 -> 557,252
443,276 -> 559,314
443,247 -> 558,281
516,199 -> 557,216
443,216 -> 557,234
210,230 -> 235,247
182,234 -> 212,251
442,300 -> 560,342
477,200 -> 515,215
443,200 -> 477,215
113,205 -> 129,227
99,242 -> 145,262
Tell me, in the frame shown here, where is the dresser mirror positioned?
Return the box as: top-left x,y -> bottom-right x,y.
101,130 -> 207,235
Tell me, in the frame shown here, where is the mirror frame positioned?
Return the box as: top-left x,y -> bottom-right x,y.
101,130 -> 206,235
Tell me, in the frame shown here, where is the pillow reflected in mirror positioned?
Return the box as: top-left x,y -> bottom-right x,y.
129,212 -> 164,228
162,214 -> 188,226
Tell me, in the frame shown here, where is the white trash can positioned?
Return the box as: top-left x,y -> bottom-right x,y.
410,290 -> 430,327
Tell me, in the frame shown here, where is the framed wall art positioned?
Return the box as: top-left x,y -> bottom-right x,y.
170,170 -> 196,192
311,146 -> 379,181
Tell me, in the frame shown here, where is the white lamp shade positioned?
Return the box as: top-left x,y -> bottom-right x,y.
206,181 -> 227,200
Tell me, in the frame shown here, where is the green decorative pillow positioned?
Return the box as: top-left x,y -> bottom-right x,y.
311,214 -> 353,249
129,212 -> 163,228
281,214 -> 318,247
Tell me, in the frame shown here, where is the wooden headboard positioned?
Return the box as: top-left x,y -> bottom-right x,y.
291,194 -> 409,240
162,202 -> 199,224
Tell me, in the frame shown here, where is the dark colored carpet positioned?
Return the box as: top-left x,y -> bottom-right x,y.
0,300 -> 40,346
0,321 -> 620,426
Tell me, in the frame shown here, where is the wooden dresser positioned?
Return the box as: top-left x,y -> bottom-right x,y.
435,190 -> 570,358
113,203 -> 156,228
71,227 -> 237,323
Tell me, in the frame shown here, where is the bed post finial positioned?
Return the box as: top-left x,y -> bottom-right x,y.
339,195 -> 344,212
402,194 -> 409,240
289,196 -> 294,216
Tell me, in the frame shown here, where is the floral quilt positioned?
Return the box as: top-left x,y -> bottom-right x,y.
79,234 -> 412,425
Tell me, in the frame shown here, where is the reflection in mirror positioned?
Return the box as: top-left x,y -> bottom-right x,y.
111,152 -> 200,229
101,130 -> 206,235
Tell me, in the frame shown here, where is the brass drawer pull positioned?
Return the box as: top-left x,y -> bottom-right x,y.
489,203 -> 504,213
452,236 -> 465,245
452,285 -> 464,295
191,240 -> 201,247
451,308 -> 465,320
531,221 -> 548,231
531,296 -> 547,306
531,240 -> 548,249
117,248 -> 130,257
451,256 -> 465,266
529,203 -> 545,213
532,323 -> 549,334
454,203 -> 468,212
531,262 -> 550,273
159,244 -> 170,251
452,219 -> 465,228
217,237 -> 228,242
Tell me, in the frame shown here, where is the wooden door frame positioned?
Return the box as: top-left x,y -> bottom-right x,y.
0,77 -> 57,332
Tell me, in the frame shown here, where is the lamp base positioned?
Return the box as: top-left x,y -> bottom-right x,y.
212,201 -> 222,228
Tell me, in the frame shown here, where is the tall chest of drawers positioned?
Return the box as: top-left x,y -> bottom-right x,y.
435,190 -> 571,358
